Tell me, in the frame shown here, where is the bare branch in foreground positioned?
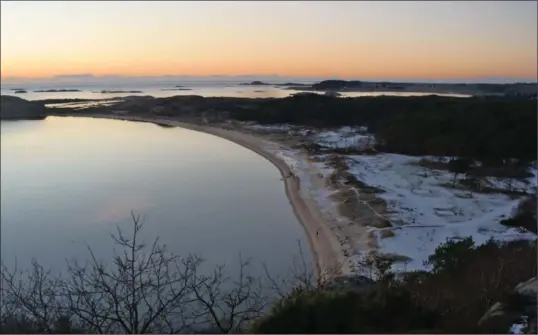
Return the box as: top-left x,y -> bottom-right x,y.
1,212 -> 275,333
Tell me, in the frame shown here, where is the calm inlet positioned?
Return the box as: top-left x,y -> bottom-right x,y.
0,116 -> 312,278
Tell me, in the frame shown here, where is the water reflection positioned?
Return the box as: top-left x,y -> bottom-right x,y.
1,117 -> 312,280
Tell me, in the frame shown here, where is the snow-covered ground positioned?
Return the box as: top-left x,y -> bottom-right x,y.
242,123 -> 375,151
510,317 -> 528,334
312,126 -> 375,149
264,144 -> 341,220
245,123 -> 537,273
343,153 -> 536,271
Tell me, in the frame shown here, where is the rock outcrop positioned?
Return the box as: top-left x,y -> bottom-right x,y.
478,277 -> 537,333
1,95 -> 47,120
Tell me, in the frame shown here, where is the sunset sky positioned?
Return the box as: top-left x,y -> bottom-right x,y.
1,1 -> 536,81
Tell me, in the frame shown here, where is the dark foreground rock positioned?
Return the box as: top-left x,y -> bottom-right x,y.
1,95 -> 47,120
478,277 -> 537,334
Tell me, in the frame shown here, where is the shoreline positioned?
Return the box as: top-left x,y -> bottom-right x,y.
287,87 -> 475,97
51,114 -> 347,279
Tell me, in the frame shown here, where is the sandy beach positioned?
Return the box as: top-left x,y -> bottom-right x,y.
56,114 -> 347,278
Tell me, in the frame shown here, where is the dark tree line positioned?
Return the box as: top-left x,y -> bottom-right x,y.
230,95 -> 537,162
48,93 -> 536,164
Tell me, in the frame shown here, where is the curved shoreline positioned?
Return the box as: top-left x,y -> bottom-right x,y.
54,114 -> 345,278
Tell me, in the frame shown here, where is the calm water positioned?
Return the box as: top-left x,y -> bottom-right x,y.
0,80 -> 470,100
0,81 -> 299,100
0,116 -> 312,279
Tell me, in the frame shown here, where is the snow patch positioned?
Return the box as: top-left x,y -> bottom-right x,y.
510,317 -> 528,334
342,153 -> 536,272
246,123 -> 536,274
313,127 -> 375,150
244,123 -> 294,133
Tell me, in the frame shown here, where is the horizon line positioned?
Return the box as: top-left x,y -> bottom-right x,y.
2,73 -> 537,84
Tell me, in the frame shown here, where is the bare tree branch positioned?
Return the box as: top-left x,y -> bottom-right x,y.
1,212 -> 286,334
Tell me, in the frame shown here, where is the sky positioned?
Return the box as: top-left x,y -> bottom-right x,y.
1,1 -> 537,81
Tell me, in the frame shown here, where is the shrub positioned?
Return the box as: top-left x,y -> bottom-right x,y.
501,195 -> 537,234
424,236 -> 475,273
408,238 -> 537,333
251,286 -> 439,334
253,238 -> 537,334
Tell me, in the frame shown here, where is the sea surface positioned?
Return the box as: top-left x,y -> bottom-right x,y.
0,80 -> 471,100
0,116 -> 312,280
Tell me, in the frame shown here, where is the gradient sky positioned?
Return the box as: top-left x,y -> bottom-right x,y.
1,1 -> 536,80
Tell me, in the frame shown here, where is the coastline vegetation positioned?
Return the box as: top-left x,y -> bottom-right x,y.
1,214 -> 535,334
231,95 -> 536,162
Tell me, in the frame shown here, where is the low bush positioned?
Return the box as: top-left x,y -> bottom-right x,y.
501,195 -> 537,233
252,237 -> 537,334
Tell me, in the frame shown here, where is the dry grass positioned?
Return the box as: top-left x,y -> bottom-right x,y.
367,198 -> 387,206
367,238 -> 379,250
308,156 -> 326,163
335,198 -> 363,222
371,217 -> 392,229
324,164 -> 391,230
379,229 -> 396,239
342,174 -> 385,194
327,172 -> 343,189
325,154 -> 350,171
411,158 -> 451,171
333,193 -> 391,229
329,147 -> 378,155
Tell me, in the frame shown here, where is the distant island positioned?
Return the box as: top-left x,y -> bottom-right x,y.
100,90 -> 143,94
273,82 -> 310,87
34,89 -> 82,92
241,81 -> 311,87
161,88 -> 192,91
14,90 -> 27,94
34,98 -> 113,104
286,80 -> 537,97
239,81 -> 271,86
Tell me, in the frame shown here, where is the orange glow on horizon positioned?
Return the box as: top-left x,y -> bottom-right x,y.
1,1 -> 536,82
2,56 -> 536,81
